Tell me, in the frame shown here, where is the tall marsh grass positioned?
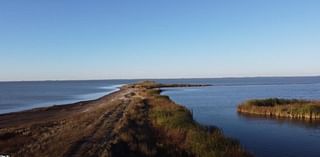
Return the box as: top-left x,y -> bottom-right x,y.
148,90 -> 252,157
238,98 -> 320,120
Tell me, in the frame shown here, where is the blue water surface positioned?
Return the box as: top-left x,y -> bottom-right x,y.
162,77 -> 320,157
0,80 -> 134,114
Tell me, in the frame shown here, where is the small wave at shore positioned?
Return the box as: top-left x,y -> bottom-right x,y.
99,84 -> 126,90
0,84 -> 125,115
78,84 -> 124,100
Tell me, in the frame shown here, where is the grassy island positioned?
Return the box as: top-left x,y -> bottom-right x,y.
238,98 -> 320,120
0,81 -> 251,157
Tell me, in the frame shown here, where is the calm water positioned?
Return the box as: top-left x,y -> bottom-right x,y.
1,77 -> 320,157
162,77 -> 320,157
0,80 -> 135,114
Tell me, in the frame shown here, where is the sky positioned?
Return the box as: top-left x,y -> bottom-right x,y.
0,0 -> 320,81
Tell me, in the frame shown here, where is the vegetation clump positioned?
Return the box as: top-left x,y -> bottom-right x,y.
238,98 -> 320,120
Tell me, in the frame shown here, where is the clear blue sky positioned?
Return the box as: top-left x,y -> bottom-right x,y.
1,0 -> 319,81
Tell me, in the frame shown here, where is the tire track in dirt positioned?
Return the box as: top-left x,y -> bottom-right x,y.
64,93 -> 132,157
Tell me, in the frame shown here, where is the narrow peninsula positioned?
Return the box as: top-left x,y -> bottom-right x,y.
0,81 -> 252,157
238,98 -> 320,121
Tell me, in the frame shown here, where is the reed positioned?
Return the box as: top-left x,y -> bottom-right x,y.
238,98 -> 320,120
147,88 -> 253,157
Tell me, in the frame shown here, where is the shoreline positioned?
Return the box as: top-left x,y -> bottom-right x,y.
0,81 -> 251,157
0,84 -> 123,115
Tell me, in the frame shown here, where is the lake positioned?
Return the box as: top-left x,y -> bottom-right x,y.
1,77 -> 320,157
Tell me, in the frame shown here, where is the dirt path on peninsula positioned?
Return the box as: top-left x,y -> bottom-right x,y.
0,87 -> 137,157
0,82 -> 251,157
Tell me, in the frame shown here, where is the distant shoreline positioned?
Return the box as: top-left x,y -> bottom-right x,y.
1,75 -> 319,83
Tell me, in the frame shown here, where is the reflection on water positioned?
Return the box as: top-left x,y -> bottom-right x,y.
238,112 -> 320,129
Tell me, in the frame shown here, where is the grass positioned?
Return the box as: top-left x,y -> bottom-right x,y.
147,88 -> 252,157
238,98 -> 320,120
243,98 -> 310,107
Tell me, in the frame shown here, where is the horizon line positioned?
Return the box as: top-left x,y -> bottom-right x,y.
1,74 -> 319,83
